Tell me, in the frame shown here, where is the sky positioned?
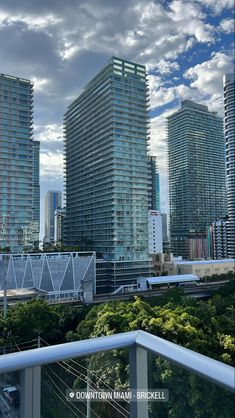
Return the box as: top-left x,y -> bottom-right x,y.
0,0 -> 234,241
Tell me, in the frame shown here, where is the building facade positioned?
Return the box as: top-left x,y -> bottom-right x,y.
208,219 -> 228,259
148,210 -> 163,254
167,100 -> 227,259
147,156 -> 160,211
44,191 -> 62,244
223,74 -> 235,258
0,73 -> 40,252
54,207 -> 66,245
153,253 -> 234,278
64,57 -> 150,262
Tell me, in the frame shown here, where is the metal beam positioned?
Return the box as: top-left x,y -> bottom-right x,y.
135,331 -> 235,392
129,345 -> 148,418
20,366 -> 41,418
0,330 -> 234,392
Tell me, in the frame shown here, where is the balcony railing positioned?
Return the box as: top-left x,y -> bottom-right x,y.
0,330 -> 234,418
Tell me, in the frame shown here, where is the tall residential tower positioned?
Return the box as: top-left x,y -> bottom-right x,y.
64,57 -> 150,262
223,74 -> 235,258
0,73 -> 40,252
167,100 -> 227,259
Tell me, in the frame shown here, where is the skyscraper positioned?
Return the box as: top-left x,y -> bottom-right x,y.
167,100 -> 227,259
64,57 -> 150,262
223,74 -> 235,258
148,156 -> 160,211
0,73 -> 40,252
44,191 -> 62,244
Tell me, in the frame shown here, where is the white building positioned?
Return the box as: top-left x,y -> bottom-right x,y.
148,210 -> 163,254
153,253 -> 235,278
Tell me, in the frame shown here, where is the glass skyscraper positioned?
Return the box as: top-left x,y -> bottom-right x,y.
148,155 -> 160,211
0,73 -> 40,252
167,100 -> 227,259
44,190 -> 62,243
223,74 -> 235,258
64,57 -> 150,262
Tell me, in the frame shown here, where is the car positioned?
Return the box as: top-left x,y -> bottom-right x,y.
3,386 -> 20,406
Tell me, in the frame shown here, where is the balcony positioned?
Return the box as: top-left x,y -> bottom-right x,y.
0,330 -> 234,418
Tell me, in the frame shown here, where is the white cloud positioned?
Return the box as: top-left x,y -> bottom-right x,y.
31,77 -> 51,91
147,59 -> 179,74
0,11 -> 62,30
40,150 -> 63,179
184,51 -> 234,112
195,0 -> 234,15
219,18 -> 235,34
35,124 -> 63,143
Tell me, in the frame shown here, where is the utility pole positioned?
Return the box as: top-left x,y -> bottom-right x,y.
86,374 -> 91,418
3,254 -> 9,319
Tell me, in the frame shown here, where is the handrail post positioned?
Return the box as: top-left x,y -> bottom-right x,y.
20,366 -> 41,418
129,344 -> 148,418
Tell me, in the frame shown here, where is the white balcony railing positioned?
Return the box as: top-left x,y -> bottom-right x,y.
0,330 -> 234,418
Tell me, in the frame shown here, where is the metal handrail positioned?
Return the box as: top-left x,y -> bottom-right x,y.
0,330 -> 234,391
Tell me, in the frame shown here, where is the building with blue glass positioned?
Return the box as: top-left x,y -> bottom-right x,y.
0,73 -> 40,252
167,100 -> 227,259
148,155 -> 160,211
64,57 -> 150,262
44,190 -> 62,244
64,57 -> 152,289
223,74 -> 235,258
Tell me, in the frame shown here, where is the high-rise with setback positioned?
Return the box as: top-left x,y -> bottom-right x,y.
0,73 -> 40,252
167,100 -> 227,259
64,57 -> 150,262
223,74 -> 235,258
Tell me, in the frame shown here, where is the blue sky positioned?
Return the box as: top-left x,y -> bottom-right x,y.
0,0 -> 234,241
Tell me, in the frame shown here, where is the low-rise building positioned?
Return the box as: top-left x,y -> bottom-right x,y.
153,253 -> 234,278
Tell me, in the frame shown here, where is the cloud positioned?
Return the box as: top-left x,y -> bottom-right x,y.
31,77 -> 51,91
35,124 -> 63,143
195,0 -> 235,15
40,150 -> 63,179
219,18 -> 235,34
184,50 -> 234,112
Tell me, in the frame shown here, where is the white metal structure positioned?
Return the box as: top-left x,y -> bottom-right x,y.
0,330 -> 233,418
0,252 -> 96,303
137,274 -> 199,291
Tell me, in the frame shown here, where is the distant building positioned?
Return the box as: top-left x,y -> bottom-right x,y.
44,191 -> 62,244
0,73 -> 40,252
148,156 -> 160,211
223,74 -> 235,258
167,100 -> 227,259
153,253 -> 234,278
54,207 -> 66,245
161,213 -> 170,252
148,210 -> 163,254
208,219 -> 227,259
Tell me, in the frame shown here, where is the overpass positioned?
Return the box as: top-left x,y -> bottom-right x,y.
0,280 -> 228,308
